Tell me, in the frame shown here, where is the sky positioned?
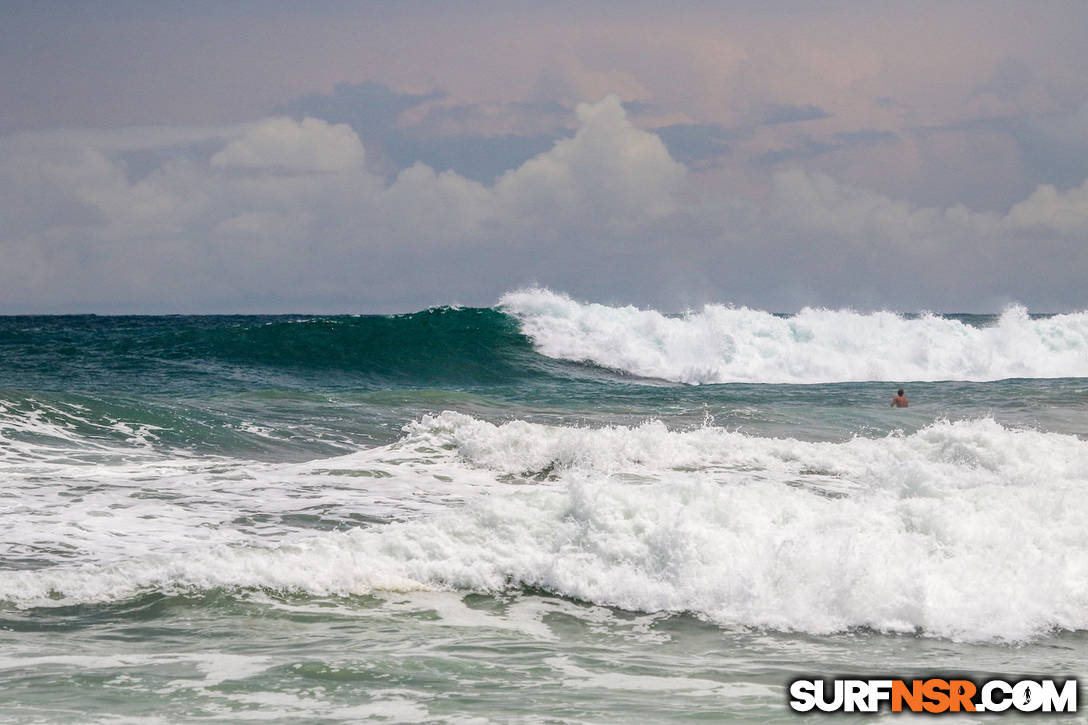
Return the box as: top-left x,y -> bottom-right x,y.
2,0 -> 1087,313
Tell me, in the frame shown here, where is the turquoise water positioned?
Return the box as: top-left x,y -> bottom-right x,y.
3,291 -> 1088,721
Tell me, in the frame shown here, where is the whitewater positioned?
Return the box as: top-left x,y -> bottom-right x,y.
501,288 -> 1088,384
2,288 -> 1087,722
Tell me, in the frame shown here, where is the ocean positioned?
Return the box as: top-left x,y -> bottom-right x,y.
2,287 -> 1087,722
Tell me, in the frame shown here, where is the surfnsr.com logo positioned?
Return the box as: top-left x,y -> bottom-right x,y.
788,678 -> 1078,714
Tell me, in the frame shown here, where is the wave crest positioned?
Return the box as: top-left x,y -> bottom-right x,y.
500,288 -> 1088,383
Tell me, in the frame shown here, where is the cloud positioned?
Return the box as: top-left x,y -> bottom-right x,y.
276,81 -> 443,137
493,96 -> 685,230
210,117 -> 365,172
1005,179 -> 1088,235
278,81 -> 571,182
0,95 -> 1086,314
386,134 -> 563,184
0,96 -> 686,311
761,104 -> 832,126
651,123 -> 734,167
1013,102 -> 1088,191
757,138 -> 841,165
5,1 -> 1087,220
757,129 -> 899,165
530,55 -> 651,107
833,129 -> 899,146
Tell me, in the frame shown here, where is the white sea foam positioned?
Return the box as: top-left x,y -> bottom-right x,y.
499,288 -> 1088,383
0,401 -> 500,575
5,410 -> 1088,643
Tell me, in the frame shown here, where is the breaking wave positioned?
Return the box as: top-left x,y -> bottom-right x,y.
5,410 -> 1088,643
500,288 -> 1088,384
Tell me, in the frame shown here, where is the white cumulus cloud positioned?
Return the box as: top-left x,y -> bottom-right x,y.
1005,179 -> 1088,235
211,117 -> 366,172
0,97 -> 1085,313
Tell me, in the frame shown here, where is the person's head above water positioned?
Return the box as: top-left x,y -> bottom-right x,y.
898,389 -> 904,396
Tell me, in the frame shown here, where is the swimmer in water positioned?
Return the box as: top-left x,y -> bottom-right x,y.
890,388 -> 908,408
